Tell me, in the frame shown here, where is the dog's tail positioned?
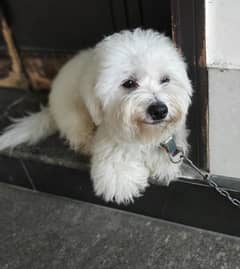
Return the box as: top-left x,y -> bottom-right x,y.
0,106 -> 57,151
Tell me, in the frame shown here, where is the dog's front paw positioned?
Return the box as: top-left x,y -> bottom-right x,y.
93,176 -> 147,204
151,175 -> 172,186
91,161 -> 149,204
91,128 -> 150,204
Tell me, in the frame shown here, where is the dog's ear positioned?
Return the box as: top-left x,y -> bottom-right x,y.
85,95 -> 103,126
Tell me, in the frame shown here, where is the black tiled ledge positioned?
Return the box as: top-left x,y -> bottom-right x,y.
0,87 -> 240,237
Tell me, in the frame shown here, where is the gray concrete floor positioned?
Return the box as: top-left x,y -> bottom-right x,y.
0,182 -> 240,269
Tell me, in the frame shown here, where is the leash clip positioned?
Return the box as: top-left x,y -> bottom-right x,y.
160,136 -> 184,164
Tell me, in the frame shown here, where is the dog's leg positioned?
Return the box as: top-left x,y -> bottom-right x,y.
51,99 -> 95,155
91,127 -> 149,204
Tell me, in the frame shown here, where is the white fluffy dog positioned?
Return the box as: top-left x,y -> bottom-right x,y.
0,29 -> 192,204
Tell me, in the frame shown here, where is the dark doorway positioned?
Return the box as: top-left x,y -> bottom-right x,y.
0,0 -> 208,168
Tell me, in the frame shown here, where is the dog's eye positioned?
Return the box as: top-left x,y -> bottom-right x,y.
160,76 -> 170,84
122,79 -> 138,89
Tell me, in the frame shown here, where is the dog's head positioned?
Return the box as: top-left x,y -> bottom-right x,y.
94,29 -> 192,144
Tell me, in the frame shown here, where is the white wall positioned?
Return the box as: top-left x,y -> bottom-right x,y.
208,69 -> 240,177
206,0 -> 240,69
206,0 -> 240,178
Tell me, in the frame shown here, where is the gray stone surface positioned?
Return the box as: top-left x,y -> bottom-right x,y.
0,182 -> 239,269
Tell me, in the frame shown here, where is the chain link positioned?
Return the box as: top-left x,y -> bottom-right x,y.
183,156 -> 240,208
161,136 -> 240,208
206,175 -> 240,207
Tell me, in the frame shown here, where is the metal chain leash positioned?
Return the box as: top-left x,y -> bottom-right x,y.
183,156 -> 240,208
160,136 -> 240,208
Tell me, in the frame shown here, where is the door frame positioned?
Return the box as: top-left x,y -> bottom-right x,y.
171,0 -> 209,170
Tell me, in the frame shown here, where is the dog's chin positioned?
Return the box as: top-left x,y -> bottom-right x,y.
141,119 -> 168,126
135,118 -> 171,144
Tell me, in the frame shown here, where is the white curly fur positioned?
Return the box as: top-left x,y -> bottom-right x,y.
0,29 -> 192,204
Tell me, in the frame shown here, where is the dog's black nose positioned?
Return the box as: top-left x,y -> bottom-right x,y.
147,102 -> 168,121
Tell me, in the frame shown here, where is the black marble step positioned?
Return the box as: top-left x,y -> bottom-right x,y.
1,182 -> 240,269
0,87 -> 240,237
